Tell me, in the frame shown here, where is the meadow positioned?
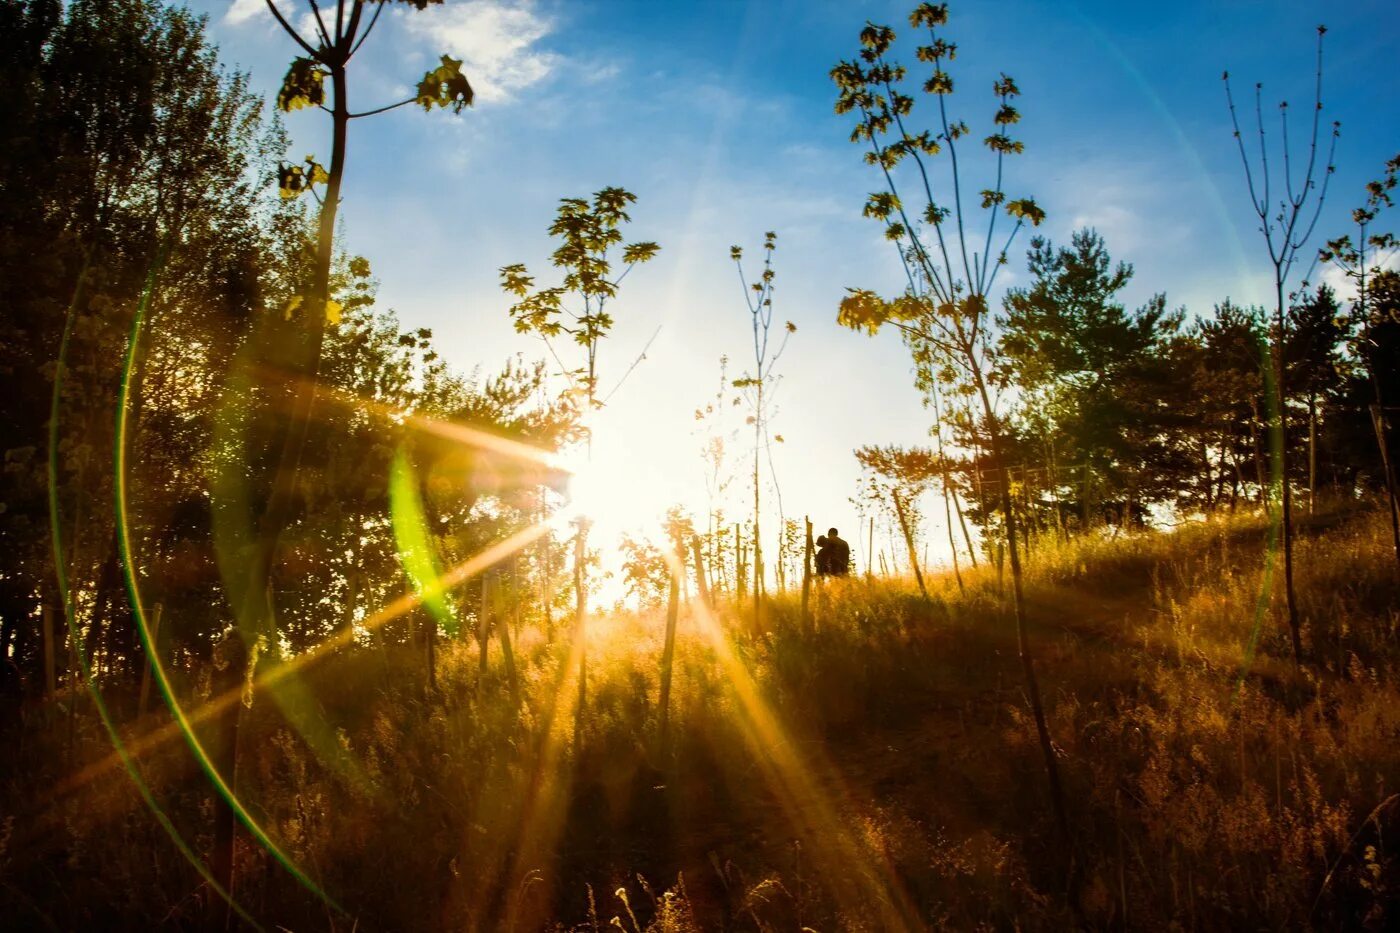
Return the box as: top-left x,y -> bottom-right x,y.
6,501 -> 1397,930
4,1 -> 1399,930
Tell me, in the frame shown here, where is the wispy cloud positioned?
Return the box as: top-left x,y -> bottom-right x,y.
401,0 -> 560,103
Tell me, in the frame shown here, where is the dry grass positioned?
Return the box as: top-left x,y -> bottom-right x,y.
4,502 -> 1399,929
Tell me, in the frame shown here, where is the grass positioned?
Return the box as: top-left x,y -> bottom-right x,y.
3,501 -> 1399,929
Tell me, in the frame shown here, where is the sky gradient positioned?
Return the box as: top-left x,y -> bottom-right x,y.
192,0 -> 1399,593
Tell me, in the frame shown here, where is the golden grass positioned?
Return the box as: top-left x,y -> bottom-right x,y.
6,502 -> 1399,929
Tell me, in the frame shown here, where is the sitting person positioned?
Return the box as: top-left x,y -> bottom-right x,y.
814,527 -> 850,577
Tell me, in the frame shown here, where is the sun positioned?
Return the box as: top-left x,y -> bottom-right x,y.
555,447 -> 612,524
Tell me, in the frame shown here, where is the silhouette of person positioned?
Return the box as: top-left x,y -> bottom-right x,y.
814,527 -> 850,577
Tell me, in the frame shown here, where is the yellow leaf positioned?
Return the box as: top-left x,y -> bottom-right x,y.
283,295 -> 303,321
325,299 -> 343,325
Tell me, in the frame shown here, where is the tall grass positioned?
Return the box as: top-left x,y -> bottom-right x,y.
4,503 -> 1398,929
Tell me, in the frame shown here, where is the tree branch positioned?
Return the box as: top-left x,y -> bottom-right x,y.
348,96 -> 415,119
264,0 -> 320,58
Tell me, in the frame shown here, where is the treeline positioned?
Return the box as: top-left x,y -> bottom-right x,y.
854,230 -> 1400,567
0,0 -> 577,703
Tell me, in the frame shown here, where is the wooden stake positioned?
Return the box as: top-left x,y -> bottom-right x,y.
801,517 -> 813,634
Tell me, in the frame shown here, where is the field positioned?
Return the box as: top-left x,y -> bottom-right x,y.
6,502 -> 1398,931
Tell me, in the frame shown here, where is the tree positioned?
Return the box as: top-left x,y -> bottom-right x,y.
1285,285 -> 1348,513
1321,154 -> 1400,568
1222,25 -> 1340,663
501,186 -> 659,733
854,445 -> 938,599
999,229 -> 1186,523
830,2 -> 1071,869
729,232 -> 794,624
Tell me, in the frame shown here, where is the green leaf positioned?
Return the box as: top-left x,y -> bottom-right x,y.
417,55 -> 474,114
622,241 -> 660,265
277,57 -> 327,112
1005,198 -> 1046,226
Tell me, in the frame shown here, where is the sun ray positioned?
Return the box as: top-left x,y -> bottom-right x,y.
657,546 -> 923,930
51,521 -> 554,804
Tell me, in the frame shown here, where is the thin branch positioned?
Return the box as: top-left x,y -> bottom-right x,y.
1224,75 -> 1266,219
308,0 -> 334,48
983,218 -> 1025,295
348,96 -> 415,119
601,325 -> 663,405
348,0 -> 382,60
1280,102 -> 1296,207
1255,83 -> 1272,227
263,0 -> 320,58
935,73 -> 976,292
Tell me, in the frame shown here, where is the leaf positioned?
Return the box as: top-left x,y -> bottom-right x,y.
283,295 -> 303,321
622,241 -> 660,265
1005,198 -> 1047,226
838,288 -> 891,334
325,299 -> 343,325
417,55 -> 474,114
277,57 -> 327,112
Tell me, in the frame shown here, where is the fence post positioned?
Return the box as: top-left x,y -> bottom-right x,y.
801,516 -> 813,634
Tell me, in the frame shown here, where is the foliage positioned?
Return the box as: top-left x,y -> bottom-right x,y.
501,187 -> 660,410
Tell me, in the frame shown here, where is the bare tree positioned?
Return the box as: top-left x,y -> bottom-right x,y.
730,233 -> 795,625
1223,25 -> 1340,664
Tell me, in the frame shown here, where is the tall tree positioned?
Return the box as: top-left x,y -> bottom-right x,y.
501,186 -> 659,731
1321,154 -> 1400,568
999,229 -> 1185,522
1223,25 -> 1340,663
830,2 -> 1072,872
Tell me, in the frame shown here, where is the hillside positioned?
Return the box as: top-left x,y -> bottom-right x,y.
5,503 -> 1398,930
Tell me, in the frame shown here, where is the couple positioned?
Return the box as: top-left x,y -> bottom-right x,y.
814,527 -> 850,577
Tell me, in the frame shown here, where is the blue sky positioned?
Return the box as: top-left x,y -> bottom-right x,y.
193,0 -> 1398,591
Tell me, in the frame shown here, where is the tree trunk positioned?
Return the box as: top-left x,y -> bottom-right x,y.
1308,393 -> 1318,515
973,372 -> 1072,859
866,516 -> 875,578
1370,404 -> 1400,573
41,603 -> 56,702
658,539 -> 681,746
1201,440 -> 1214,515
892,491 -> 928,600
690,536 -> 712,607
501,579 -> 520,709
572,523 -> 588,747
1270,293 -> 1302,666
138,604 -> 161,717
1249,397 -> 1269,511
942,476 -> 964,594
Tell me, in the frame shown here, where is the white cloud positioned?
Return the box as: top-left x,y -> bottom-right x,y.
224,0 -> 265,26
401,0 -> 559,103
1316,248 -> 1399,305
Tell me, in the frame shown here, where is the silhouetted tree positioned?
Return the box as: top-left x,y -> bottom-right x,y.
830,2 -> 1072,876
1223,25 -> 1340,663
